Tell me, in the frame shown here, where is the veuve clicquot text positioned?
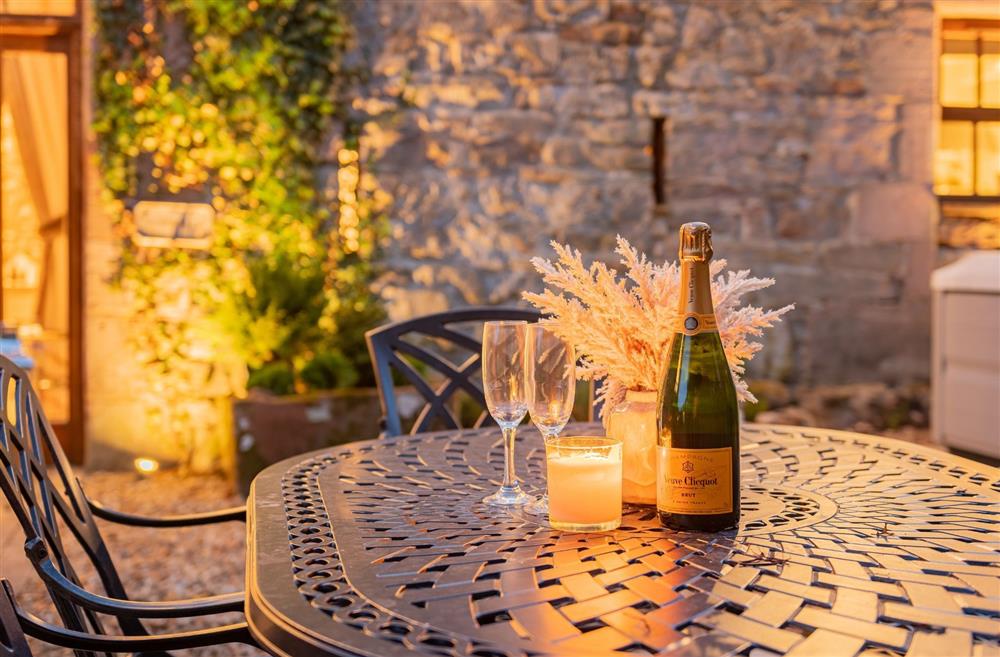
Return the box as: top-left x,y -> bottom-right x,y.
657,222 -> 740,531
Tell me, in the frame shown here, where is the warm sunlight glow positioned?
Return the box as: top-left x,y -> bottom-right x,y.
337,148 -> 361,254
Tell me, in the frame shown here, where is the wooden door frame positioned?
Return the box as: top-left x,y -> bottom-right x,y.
0,4 -> 84,463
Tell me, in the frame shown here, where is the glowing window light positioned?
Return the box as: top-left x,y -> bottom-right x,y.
936,21 -> 1000,198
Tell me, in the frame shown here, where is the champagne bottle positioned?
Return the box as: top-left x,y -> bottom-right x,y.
657,222 -> 740,531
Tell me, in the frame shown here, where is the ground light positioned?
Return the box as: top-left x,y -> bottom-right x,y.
133,457 -> 160,476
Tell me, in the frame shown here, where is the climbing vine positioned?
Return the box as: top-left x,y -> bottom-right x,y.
93,0 -> 386,467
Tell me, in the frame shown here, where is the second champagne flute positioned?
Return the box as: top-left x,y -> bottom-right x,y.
525,324 -> 575,515
481,320 -> 531,506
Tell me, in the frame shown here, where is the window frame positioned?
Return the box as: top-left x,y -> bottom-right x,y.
937,18 -> 1000,204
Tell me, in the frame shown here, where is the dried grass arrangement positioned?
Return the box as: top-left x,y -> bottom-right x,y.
524,237 -> 793,416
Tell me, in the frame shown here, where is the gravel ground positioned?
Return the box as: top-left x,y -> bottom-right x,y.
1,471 -> 265,657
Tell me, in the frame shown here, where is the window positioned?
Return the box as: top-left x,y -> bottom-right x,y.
936,20 -> 1000,198
935,19 -> 1000,249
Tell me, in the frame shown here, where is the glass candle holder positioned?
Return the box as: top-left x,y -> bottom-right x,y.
544,436 -> 623,532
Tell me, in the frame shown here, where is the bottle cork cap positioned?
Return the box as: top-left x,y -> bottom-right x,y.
678,222 -> 713,261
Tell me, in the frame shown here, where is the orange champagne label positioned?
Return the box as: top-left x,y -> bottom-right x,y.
677,260 -> 718,335
677,312 -> 718,336
657,447 -> 733,515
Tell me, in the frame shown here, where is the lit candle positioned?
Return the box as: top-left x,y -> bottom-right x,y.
544,436 -> 622,532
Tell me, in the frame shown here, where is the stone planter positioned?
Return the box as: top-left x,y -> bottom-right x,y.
232,387 -> 418,496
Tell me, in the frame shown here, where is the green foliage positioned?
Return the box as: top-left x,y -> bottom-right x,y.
93,0 -> 385,403
247,362 -> 296,397
300,351 -> 358,391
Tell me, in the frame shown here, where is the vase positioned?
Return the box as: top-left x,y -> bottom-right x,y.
605,389 -> 658,506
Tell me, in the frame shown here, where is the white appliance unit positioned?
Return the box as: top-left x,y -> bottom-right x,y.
931,251 -> 1000,459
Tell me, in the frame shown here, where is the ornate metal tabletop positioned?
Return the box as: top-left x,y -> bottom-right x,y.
246,423 -> 1000,657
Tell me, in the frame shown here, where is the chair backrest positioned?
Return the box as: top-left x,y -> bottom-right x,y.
0,356 -> 142,650
365,307 -> 542,436
0,581 -> 30,657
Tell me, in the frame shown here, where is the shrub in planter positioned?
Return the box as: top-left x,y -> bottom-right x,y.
221,249 -> 389,493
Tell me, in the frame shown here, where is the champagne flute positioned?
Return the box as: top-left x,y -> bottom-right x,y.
525,325 -> 575,515
481,321 -> 531,506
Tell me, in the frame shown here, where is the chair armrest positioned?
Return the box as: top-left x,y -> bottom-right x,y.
31,550 -> 243,618
6,581 -> 254,651
18,605 -> 253,651
89,499 -> 246,527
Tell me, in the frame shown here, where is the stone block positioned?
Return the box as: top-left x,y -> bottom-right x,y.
382,286 -> 450,322
539,178 -> 608,240
847,182 -> 934,243
760,17 -> 838,95
533,0 -> 610,25
679,3 -> 720,51
896,102 -> 933,183
668,197 -> 743,237
477,177 -> 523,218
636,45 -> 668,87
469,109 -> 554,146
642,3 -> 678,44
559,21 -> 640,45
603,175 -> 654,225
557,84 -> 629,118
559,43 -> 630,83
576,118 -> 648,145
410,78 -> 507,109
739,197 -> 773,240
522,84 -> 559,111
800,301 -> 930,385
476,0 -> 531,38
668,126 -> 772,193
718,26 -> 767,76
773,189 -> 852,241
541,136 -> 588,167
805,103 -> 899,184
863,29 -> 934,102
632,90 -> 677,117
583,143 -> 648,171
508,32 -> 560,75
516,164 -> 575,184
746,321 -> 796,383
816,242 -> 909,276
666,53 -> 732,90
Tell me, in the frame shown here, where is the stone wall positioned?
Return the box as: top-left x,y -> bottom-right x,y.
354,0 -> 937,387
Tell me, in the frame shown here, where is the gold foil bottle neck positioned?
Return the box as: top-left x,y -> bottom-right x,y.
678,222 -> 713,262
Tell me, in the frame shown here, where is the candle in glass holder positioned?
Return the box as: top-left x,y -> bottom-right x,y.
544,436 -> 622,532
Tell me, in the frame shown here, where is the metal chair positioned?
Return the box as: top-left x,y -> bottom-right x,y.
0,581 -> 30,657
365,307 -> 542,436
0,355 -> 254,656
0,579 -> 248,656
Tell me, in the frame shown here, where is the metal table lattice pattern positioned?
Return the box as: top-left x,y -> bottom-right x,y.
246,423 -> 1000,657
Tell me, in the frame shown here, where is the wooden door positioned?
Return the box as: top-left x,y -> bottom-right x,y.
0,4 -> 83,462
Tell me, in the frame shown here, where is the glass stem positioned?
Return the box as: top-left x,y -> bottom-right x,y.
502,425 -> 517,489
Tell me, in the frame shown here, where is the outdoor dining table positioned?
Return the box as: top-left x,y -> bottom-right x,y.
245,422 -> 1000,657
